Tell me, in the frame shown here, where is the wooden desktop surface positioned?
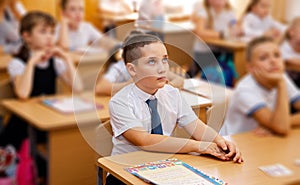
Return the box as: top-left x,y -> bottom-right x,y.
1,92 -> 110,130
98,129 -> 300,185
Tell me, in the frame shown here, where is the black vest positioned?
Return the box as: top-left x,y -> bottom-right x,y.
23,57 -> 57,97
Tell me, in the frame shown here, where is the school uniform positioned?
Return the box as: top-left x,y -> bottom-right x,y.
220,74 -> 300,136
280,40 -> 300,87
1,56 -> 67,147
242,13 -> 287,39
109,84 -> 198,156
55,22 -> 102,51
103,60 -> 130,83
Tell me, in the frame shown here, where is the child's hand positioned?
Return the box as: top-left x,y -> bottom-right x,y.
198,142 -> 228,161
264,28 -> 281,39
30,50 -> 53,65
60,11 -> 70,25
253,68 -> 283,87
51,47 -> 69,60
214,139 -> 243,163
253,126 -> 274,137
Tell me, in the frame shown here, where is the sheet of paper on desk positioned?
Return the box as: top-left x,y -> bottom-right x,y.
259,164 -> 293,177
183,79 -> 210,98
125,158 -> 227,185
42,97 -> 103,114
180,91 -> 212,107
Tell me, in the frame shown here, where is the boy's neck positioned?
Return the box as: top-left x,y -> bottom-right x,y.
135,83 -> 159,95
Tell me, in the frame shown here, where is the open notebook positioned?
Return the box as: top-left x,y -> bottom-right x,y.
42,97 -> 103,114
125,158 -> 227,185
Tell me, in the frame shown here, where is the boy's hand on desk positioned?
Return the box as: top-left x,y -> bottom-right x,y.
198,142 -> 228,161
214,139 -> 243,163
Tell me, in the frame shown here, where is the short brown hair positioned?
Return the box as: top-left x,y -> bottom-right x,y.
246,36 -> 274,62
20,11 -> 56,35
122,33 -> 163,64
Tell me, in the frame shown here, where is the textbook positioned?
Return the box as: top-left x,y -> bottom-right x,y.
42,97 -> 103,114
125,158 -> 227,185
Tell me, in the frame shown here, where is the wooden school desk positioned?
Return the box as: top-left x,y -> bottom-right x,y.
67,51 -> 109,91
183,78 -> 233,131
203,38 -> 247,79
98,128 -> 300,185
2,92 -> 110,185
1,89 -> 211,185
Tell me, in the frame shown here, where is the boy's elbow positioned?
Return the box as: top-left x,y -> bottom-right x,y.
273,125 -> 290,136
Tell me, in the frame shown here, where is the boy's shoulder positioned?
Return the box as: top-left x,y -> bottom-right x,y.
235,74 -> 259,91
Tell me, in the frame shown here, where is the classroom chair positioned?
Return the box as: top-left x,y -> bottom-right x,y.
96,120 -> 113,185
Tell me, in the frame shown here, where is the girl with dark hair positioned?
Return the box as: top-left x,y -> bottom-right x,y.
0,11 -> 83,181
242,0 -> 286,40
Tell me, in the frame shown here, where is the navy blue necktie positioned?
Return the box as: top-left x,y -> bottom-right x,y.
146,98 -> 163,135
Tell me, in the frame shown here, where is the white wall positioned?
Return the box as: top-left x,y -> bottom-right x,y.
285,0 -> 300,22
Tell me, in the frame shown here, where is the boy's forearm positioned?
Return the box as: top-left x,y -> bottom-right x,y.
270,80 -> 290,134
139,134 -> 200,154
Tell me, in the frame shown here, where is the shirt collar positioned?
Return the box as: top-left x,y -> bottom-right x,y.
132,84 -> 164,102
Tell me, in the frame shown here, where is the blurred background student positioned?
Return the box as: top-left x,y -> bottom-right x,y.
280,17 -> 300,87
98,0 -> 133,38
95,44 -> 132,96
242,0 -> 287,41
4,0 -> 26,30
0,0 -> 22,54
56,0 -> 103,51
135,0 -> 165,41
186,0 -> 241,87
220,36 -> 300,136
0,11 -> 82,183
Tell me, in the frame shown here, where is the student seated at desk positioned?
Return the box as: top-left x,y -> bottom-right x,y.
186,0 -> 242,87
242,0 -> 287,41
135,0 -> 165,41
220,36 -> 300,136
107,33 -> 243,185
280,17 -> 300,87
0,0 -> 21,54
98,0 -> 133,38
56,0 -> 115,51
95,41 -> 184,96
0,11 -> 83,180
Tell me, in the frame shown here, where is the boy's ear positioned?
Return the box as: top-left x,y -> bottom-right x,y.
126,63 -> 136,76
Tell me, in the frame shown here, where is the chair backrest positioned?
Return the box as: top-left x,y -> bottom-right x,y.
95,120 -> 113,157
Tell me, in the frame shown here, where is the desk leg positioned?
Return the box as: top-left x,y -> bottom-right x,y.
48,127 -> 97,185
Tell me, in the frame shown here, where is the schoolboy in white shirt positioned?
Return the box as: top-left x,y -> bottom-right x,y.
220,36 -> 300,136
107,33 -> 243,184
